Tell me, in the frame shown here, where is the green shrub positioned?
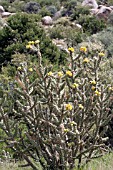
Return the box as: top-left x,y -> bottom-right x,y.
7,0 -> 25,13
71,5 -> 90,21
35,0 -> 57,7
47,5 -> 57,15
96,27 -> 113,57
0,0 -> 10,11
78,15 -> 106,35
23,1 -> 41,14
49,25 -> 65,39
0,13 -> 66,66
108,12 -> 113,25
38,6 -> 51,17
49,23 -> 84,45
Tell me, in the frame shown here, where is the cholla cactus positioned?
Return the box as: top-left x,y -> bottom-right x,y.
0,42 -> 113,170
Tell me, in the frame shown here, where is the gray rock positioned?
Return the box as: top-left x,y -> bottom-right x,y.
96,5 -> 112,20
53,6 -> 64,20
97,5 -> 112,14
0,6 -> 5,13
1,12 -> 12,18
82,0 -> 98,9
110,6 -> 113,10
42,16 -> 53,25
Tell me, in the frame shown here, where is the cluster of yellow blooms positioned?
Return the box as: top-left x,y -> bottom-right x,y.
66,104 -> 73,111
26,40 -> 40,49
17,66 -> 22,70
47,71 -> 53,76
83,58 -> 90,63
68,47 -> 74,53
70,121 -> 76,126
91,86 -> 96,90
47,71 -> 63,77
72,83 -> 79,89
17,66 -> 33,72
80,46 -> 87,53
94,90 -> 101,96
29,68 -> 33,72
66,70 -> 72,77
98,52 -> 105,57
90,80 -> 96,90
108,87 -> 113,91
64,128 -> 69,133
79,104 -> 84,109
58,72 -> 63,77
90,80 -> 96,85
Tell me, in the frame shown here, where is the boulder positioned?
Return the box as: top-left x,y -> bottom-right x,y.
53,6 -> 64,20
41,16 -> 53,25
1,12 -> 12,18
82,0 -> 98,9
96,5 -> 112,20
110,6 -> 113,10
0,6 -> 5,13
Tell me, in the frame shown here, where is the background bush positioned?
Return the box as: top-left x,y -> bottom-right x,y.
77,15 -> 106,35
0,13 -> 67,67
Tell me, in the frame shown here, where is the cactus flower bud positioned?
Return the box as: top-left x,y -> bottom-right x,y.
66,70 -> 72,77
68,47 -> 74,53
66,104 -> 73,110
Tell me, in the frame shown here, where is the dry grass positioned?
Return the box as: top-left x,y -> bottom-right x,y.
0,153 -> 113,170
75,152 -> 113,170
0,161 -> 32,170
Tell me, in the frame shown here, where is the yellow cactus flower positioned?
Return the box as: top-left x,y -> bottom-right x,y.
90,80 -> 96,85
29,68 -> 33,72
80,46 -> 87,53
108,87 -> 113,91
83,58 -> 89,63
66,104 -> 73,111
26,44 -> 32,49
91,86 -> 96,90
68,142 -> 74,147
17,66 -> 22,70
64,128 -> 69,133
68,47 -> 74,53
79,104 -> 84,109
70,121 -> 76,126
72,83 -> 79,88
28,41 -> 34,45
35,40 -> 40,44
95,90 -> 101,96
98,52 -> 105,57
58,71 -> 63,77
66,70 -> 72,77
47,71 -> 53,76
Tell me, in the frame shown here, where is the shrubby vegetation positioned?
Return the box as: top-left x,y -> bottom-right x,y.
96,27 -> 113,58
1,0 -> 113,169
0,13 -> 67,66
0,43 -> 113,170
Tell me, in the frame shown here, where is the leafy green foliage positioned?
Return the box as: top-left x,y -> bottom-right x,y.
71,5 -> 90,21
78,15 -> 106,35
0,13 -> 66,66
96,27 -> 113,57
38,6 -> 51,17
